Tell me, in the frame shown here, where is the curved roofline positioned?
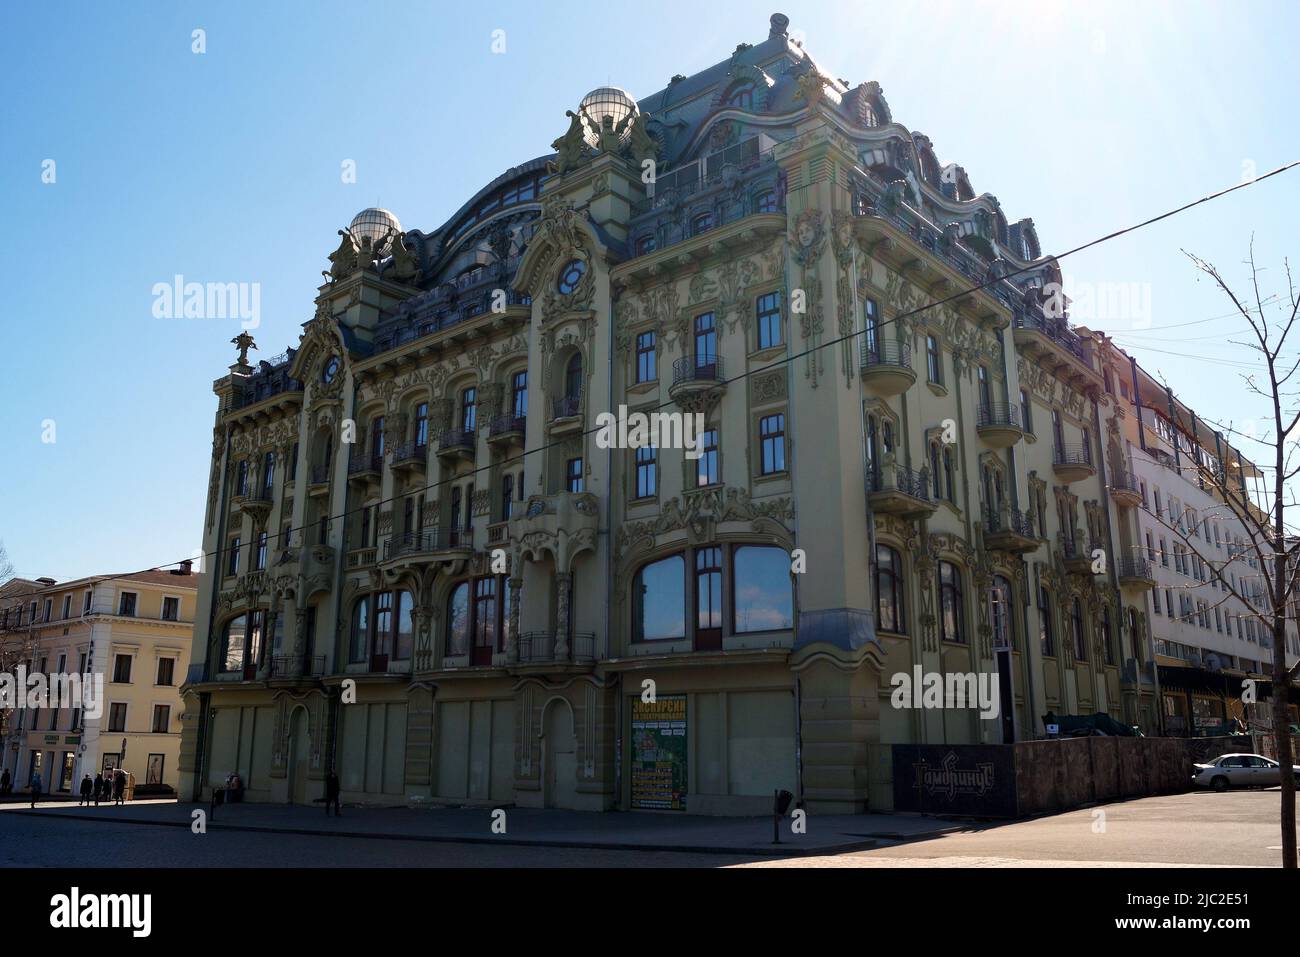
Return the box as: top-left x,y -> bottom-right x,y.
413,154 -> 553,246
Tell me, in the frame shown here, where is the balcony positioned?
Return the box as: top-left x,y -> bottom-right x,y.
1108,471 -> 1142,508
231,488 -> 274,518
669,355 -> 727,409
1012,308 -> 1098,384
346,546 -> 377,570
859,340 -> 915,396
1117,557 -> 1156,590
486,521 -> 510,546
867,462 -> 936,518
487,413 -> 526,448
549,394 -> 583,436
518,631 -> 596,666
269,655 -> 325,682
436,428 -> 476,463
976,401 -> 1024,449
347,453 -> 383,485
1052,444 -> 1096,483
1062,538 -> 1098,575
307,464 -> 331,497
382,526 -> 473,564
982,505 -> 1038,554
391,441 -> 428,473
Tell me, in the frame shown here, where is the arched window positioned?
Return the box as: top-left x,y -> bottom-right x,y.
633,555 -> 686,641
943,447 -> 955,502
725,81 -> 755,110
990,576 -> 1013,651
733,545 -> 793,633
875,544 -> 905,634
1072,598 -> 1087,660
938,561 -> 964,643
446,583 -> 470,656
564,353 -> 583,401
262,451 -> 275,495
221,614 -> 247,673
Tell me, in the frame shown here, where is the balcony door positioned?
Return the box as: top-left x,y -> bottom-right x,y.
694,312 -> 717,377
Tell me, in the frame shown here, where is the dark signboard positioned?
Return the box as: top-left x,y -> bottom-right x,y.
891,744 -> 1018,817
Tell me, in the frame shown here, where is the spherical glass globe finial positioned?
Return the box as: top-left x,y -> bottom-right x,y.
577,87 -> 638,148
349,208 -> 402,245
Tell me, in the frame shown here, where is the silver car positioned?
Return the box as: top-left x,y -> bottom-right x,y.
1192,752 -> 1300,791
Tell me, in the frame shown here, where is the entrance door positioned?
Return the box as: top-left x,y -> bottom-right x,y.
288,709 -> 310,805
543,700 -> 578,809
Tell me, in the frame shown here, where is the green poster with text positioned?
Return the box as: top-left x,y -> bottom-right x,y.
631,695 -> 687,810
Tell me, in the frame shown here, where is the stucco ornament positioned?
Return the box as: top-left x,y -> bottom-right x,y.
550,110 -> 591,175
790,208 -> 826,387
231,332 -> 257,366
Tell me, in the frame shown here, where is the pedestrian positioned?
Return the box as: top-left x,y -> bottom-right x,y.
93,772 -> 104,806
325,768 -> 341,816
0,768 -> 11,795
113,768 -> 126,805
30,771 -> 43,809
79,773 -> 93,806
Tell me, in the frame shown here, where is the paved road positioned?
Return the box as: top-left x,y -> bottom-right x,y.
0,789 -> 1291,867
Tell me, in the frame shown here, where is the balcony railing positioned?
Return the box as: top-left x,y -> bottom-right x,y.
671,355 -> 726,386
309,464 -> 331,485
1118,557 -> 1154,580
270,655 -> 325,679
518,632 -> 554,663
391,441 -> 427,467
977,401 -> 1021,429
551,395 -> 582,419
348,454 -> 383,476
1053,444 -> 1093,468
983,505 -> 1034,537
489,413 -> 526,437
1013,308 -> 1091,365
868,462 -> 931,501
859,338 -> 911,370
438,428 -> 476,452
383,526 -> 473,560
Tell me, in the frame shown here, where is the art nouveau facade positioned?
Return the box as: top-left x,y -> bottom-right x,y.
181,13 -> 1171,814
0,569 -> 197,794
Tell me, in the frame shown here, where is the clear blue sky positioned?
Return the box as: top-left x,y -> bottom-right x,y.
1,0 -> 1297,582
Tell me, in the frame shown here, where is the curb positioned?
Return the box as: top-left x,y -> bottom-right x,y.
15,808 -> 879,858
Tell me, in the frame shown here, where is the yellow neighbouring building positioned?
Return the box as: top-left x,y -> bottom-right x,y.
0,568 -> 198,796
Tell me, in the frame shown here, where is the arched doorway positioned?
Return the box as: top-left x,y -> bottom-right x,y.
542,699 -> 578,809
287,707 -> 310,805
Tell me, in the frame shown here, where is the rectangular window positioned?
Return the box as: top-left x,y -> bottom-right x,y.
926,335 -> 942,384
117,592 -> 137,617
511,371 -> 528,418
61,595 -> 71,620
151,705 -> 170,734
864,298 -> 879,358
635,445 -> 656,499
255,531 -> 268,570
112,654 -> 132,683
1019,389 -> 1033,432
162,596 -> 179,621
1038,587 -> 1054,657
697,429 -> 719,487
759,414 -> 786,475
414,402 -> 429,447
108,703 -> 127,733
461,387 -> 477,433
566,457 -> 584,493
228,538 -> 241,577
156,657 -> 175,686
83,591 -> 92,615
756,291 -> 782,350
635,331 -> 657,383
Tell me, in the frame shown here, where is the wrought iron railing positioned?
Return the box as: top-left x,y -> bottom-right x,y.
518,632 -> 554,663
983,505 -> 1034,537
391,441 -> 427,466
868,462 -> 931,501
672,355 -> 726,386
977,401 -> 1021,429
1118,557 -> 1153,580
270,655 -> 325,678
859,338 -> 911,370
1053,444 -> 1093,468
383,526 -> 473,560
551,395 -> 582,419
438,428 -> 476,452
489,414 -> 526,437
348,454 -> 382,476
309,464 -> 331,485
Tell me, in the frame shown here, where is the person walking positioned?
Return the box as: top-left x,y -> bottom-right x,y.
0,768 -> 11,795
113,768 -> 126,805
324,768 -> 341,816
93,772 -> 104,806
78,773 -> 93,806
29,771 -> 43,809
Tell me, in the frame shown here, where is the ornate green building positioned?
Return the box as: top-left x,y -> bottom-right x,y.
179,13 -> 1157,813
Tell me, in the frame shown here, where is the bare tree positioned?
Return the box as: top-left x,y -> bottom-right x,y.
0,541 -> 12,585
1139,244 -> 1300,868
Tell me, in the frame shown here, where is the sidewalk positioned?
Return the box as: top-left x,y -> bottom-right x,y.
7,799 -> 977,857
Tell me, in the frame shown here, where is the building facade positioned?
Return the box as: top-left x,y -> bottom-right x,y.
1088,338 -> 1300,734
0,569 -> 197,794
181,12 -> 1255,814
